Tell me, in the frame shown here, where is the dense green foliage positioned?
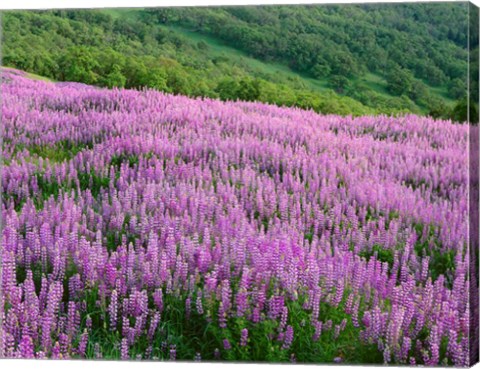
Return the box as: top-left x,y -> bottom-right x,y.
1,3 -> 475,119
148,3 -> 476,119
470,3 -> 479,123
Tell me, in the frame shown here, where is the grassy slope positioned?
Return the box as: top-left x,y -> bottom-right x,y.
98,8 -> 453,113
166,25 -> 331,93
1,7 -> 455,116
2,66 -> 52,82
102,9 -> 332,94
180,26 -> 455,114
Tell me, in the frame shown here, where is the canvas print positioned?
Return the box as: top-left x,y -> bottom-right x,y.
0,1 -> 479,366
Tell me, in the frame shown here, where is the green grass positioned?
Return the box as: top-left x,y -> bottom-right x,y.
4,168 -> 110,212
157,25 -> 453,114
361,73 -> 390,95
430,84 -> 456,104
25,71 -> 52,82
162,25 -> 331,94
2,66 -> 52,81
76,286 -> 384,363
27,140 -> 94,162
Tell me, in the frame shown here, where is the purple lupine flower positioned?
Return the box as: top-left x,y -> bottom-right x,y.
94,343 -> 102,359
313,321 -> 322,341
279,306 -> 288,331
169,345 -> 177,361
58,333 -> 69,357
240,328 -> 249,347
78,330 -> 89,358
148,312 -> 161,340
282,325 -> 294,349
109,289 -> 118,330
51,342 -> 61,359
196,292 -> 204,315
1,67 -> 471,365
120,338 -> 129,360
86,316 -> 92,329
223,339 -> 231,350
334,325 -> 341,339
18,335 -> 35,359
383,345 -> 391,364
153,289 -> 163,313
218,303 -> 227,329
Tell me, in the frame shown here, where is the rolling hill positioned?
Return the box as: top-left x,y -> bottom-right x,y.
0,3 -> 474,119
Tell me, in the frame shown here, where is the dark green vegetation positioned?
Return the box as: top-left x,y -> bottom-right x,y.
149,3 -> 471,117
1,3 -> 476,120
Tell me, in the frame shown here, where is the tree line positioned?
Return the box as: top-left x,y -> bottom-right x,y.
2,6 -> 476,121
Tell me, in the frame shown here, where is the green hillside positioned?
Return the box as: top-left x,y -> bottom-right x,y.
1,3 -> 474,118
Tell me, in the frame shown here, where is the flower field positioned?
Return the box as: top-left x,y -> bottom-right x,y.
0,68 -> 471,364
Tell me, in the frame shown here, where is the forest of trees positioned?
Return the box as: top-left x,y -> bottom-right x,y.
2,3 -> 477,121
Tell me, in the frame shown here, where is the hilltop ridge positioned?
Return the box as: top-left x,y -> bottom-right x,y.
1,4 -> 475,121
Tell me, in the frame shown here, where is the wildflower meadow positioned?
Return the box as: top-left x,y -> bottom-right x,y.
0,68 -> 472,365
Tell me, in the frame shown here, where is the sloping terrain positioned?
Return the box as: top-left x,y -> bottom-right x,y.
1,3 -> 472,118
1,68 -> 470,364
